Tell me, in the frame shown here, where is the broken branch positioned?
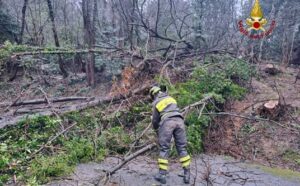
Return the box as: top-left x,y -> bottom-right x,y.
29,122 -> 77,159
103,143 -> 156,176
181,95 -> 213,117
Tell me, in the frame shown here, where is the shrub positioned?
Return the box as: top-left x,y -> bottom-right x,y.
165,64 -> 250,154
225,59 -> 256,85
29,154 -> 73,184
0,112 -> 108,185
100,126 -> 133,154
186,112 -> 211,154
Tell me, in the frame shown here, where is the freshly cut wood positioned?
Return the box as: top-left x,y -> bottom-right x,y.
264,100 -> 279,109
257,100 -> 282,120
264,64 -> 281,75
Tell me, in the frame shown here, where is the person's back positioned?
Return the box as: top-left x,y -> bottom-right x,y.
149,86 -> 191,184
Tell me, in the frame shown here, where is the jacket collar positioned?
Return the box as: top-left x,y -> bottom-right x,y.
155,92 -> 168,100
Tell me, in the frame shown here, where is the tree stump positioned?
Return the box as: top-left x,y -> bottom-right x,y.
264,64 -> 281,75
257,100 -> 282,120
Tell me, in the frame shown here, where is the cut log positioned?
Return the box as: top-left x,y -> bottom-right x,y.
264,64 -> 281,75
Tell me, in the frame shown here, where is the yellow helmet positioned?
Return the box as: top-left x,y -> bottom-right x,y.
149,86 -> 161,96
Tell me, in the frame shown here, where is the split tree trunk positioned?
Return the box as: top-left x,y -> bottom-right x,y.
46,0 -> 68,78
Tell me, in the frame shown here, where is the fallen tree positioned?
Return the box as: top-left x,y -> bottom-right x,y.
0,96 -> 90,107
0,84 -> 151,129
94,95 -> 214,183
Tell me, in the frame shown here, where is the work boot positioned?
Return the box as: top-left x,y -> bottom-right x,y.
154,170 -> 167,184
183,168 -> 190,184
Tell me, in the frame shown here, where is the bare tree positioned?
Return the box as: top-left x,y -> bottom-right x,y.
18,0 -> 29,44
46,0 -> 68,77
82,0 -> 98,87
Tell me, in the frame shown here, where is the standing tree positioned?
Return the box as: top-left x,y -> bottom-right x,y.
82,0 -> 97,87
18,0 -> 29,44
46,0 -> 68,77
0,1 -> 19,43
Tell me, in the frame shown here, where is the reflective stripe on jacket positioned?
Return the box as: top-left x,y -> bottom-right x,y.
151,92 -> 182,130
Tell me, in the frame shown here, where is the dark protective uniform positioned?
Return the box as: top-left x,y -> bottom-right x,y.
152,92 -> 191,172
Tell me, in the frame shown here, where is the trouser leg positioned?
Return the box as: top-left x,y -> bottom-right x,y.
172,117 -> 191,168
157,119 -> 174,173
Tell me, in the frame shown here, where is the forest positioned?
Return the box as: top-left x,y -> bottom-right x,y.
0,0 -> 300,185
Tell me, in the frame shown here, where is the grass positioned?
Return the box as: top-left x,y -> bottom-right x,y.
258,165 -> 300,180
283,150 -> 300,166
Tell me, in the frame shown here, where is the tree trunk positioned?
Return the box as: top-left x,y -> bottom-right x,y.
82,0 -> 96,87
46,0 -> 68,78
18,0 -> 29,44
295,70 -> 300,84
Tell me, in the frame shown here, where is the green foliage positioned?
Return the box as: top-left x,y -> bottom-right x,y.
29,154 -> 73,184
0,58 -> 254,184
117,103 -> 151,128
257,165 -> 300,180
101,126 -> 134,154
169,65 -> 247,108
165,62 -> 251,154
0,41 -> 66,75
0,7 -> 19,43
64,139 -> 94,163
225,59 -> 256,83
0,41 -> 33,74
0,116 -> 62,184
0,111 -> 109,185
283,150 -> 300,166
241,123 -> 257,134
186,112 -> 211,154
0,106 -> 136,185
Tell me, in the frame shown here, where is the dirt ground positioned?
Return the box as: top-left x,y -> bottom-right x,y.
205,64 -> 300,171
46,155 -> 300,186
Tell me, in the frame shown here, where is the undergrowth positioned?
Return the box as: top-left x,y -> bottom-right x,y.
166,58 -> 253,155
0,58 -> 254,185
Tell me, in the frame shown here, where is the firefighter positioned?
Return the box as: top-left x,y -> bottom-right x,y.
149,86 -> 191,184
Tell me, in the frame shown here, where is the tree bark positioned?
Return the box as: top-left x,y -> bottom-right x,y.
46,0 -> 68,77
18,0 -> 29,44
0,97 -> 90,107
295,70 -> 300,84
82,0 -> 96,87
